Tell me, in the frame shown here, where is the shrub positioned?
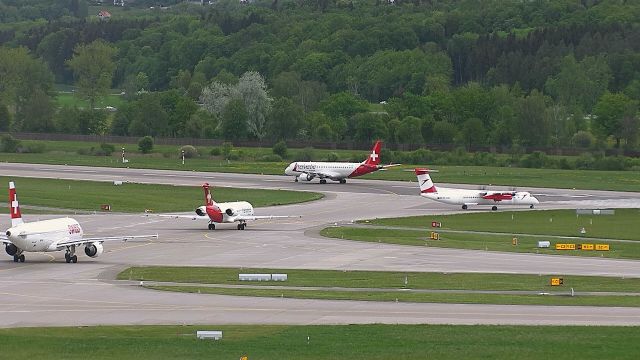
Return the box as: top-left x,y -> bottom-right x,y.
221,142 -> 233,159
0,134 -> 20,153
593,156 -> 629,171
326,152 -> 339,162
572,131 -> 595,148
18,142 -> 46,154
100,143 -> 115,156
258,154 -> 283,162
180,145 -> 198,158
210,147 -> 222,156
520,151 -> 548,168
297,147 -> 315,161
138,136 -> 154,154
272,140 -> 288,159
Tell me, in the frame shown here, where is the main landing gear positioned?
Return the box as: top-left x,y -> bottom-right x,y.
65,245 -> 77,263
339,179 -> 347,184
492,206 -> 498,211
462,205 -> 468,210
237,223 -> 246,230
319,179 -> 327,184
530,204 -> 535,209
13,254 -> 25,263
208,223 -> 216,230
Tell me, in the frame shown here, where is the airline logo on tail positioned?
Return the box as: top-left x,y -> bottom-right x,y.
414,168 -> 437,193
363,141 -> 382,166
9,181 -> 23,226
202,183 -> 223,223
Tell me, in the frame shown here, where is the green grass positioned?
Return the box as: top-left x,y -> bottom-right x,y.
363,209 -> 640,240
321,227 -> 640,259
1,324 -> 639,359
55,92 -> 125,109
1,177 -> 322,213
4,139 -> 640,191
119,266 -> 640,307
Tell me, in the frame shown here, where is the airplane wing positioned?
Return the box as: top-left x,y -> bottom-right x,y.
56,234 -> 158,247
156,214 -> 208,220
0,234 -> 11,245
233,215 -> 301,222
378,163 -> 402,169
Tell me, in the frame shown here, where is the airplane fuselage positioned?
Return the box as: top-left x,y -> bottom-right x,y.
420,187 -> 539,207
284,162 -> 375,181
6,218 -> 82,252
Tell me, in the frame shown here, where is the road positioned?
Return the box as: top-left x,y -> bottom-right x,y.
1,162 -> 639,327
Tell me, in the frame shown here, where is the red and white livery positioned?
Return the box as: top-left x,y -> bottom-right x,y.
1,181 -> 157,263
284,140 -> 399,184
160,183 -> 298,230
415,168 -> 539,211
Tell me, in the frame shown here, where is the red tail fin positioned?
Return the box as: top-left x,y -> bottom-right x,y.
202,183 -> 215,206
9,181 -> 23,226
363,140 -> 382,166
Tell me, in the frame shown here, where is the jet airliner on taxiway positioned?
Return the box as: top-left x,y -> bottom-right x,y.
284,140 -> 399,184
160,183 -> 298,230
1,181 -> 157,263
414,168 -> 539,211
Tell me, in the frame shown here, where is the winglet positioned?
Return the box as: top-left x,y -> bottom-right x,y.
9,181 -> 24,226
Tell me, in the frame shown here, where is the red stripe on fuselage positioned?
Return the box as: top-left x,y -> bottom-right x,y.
421,186 -> 437,193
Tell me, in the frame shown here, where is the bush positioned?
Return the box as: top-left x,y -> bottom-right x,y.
180,145 -> 198,158
221,142 -> 233,159
100,143 -> 115,156
18,142 -> 46,154
0,134 -> 20,153
258,154 -> 283,162
272,140 -> 288,159
138,136 -> 154,154
210,147 -> 222,156
520,151 -> 548,168
593,156 -> 629,171
379,148 -> 394,163
572,131 -> 595,148
326,152 -> 339,162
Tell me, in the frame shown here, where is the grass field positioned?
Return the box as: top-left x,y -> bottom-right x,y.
55,92 -> 125,110
4,139 -> 640,191
320,209 -> 640,259
119,266 -> 640,307
1,324 -> 639,359
0,177 -> 322,213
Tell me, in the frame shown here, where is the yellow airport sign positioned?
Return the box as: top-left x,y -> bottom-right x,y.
595,244 -> 610,251
555,243 -> 576,250
581,244 -> 594,251
430,232 -> 440,240
550,278 -> 563,286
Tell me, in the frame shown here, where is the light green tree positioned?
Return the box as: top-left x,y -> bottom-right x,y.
66,40 -> 117,110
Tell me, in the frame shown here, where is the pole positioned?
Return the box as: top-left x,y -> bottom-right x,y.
182,150 -> 185,165
122,147 -> 125,163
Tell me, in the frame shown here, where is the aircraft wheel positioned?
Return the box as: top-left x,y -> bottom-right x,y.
492,206 -> 498,211
530,204 -> 534,209
13,255 -> 19,262
294,178 -> 298,182
71,255 -> 78,263
237,224 -> 242,230
65,253 -> 71,263
208,223 -> 215,230
19,254 -> 25,263
320,179 -> 327,184
339,179 -> 346,184
462,205 -> 468,210
242,224 -> 246,230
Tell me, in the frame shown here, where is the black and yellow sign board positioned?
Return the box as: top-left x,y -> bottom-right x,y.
430,232 -> 440,240
580,244 -> 594,251
595,244 -> 610,251
555,243 -> 576,250
550,278 -> 563,286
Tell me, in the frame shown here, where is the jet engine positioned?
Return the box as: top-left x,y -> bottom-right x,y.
195,206 -> 207,216
297,174 -> 313,182
5,243 -> 18,256
84,242 -> 104,258
225,208 -> 235,216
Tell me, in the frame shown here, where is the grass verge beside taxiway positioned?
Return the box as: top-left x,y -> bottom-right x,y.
0,176 -> 322,213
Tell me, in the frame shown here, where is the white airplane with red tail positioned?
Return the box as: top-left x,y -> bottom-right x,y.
1,181 -> 157,263
284,140 -> 399,184
414,168 -> 539,211
160,183 -> 299,230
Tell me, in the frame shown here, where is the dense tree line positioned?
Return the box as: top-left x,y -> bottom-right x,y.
0,0 -> 639,152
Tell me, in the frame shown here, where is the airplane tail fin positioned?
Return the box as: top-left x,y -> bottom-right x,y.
202,183 -> 215,206
414,168 -> 437,193
363,140 -> 382,166
9,181 -> 24,226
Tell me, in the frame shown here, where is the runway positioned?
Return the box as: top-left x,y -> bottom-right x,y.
1,162 -> 640,327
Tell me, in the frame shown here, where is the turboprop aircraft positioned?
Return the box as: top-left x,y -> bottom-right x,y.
414,168 -> 539,211
1,181 -> 158,263
284,140 -> 399,184
160,183 -> 299,230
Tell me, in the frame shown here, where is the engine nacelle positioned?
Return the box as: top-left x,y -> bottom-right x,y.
225,208 -> 235,216
297,174 -> 313,182
5,243 -> 18,256
84,242 -> 104,258
195,206 -> 207,216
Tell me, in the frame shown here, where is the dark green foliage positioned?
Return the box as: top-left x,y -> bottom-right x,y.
210,147 -> 222,156
179,145 -> 198,158
520,151 -> 548,169
138,136 -> 154,154
0,134 -> 20,153
0,104 -> 11,131
221,142 -> 233,160
326,152 -> 339,162
100,143 -> 115,156
221,98 -> 248,141
272,140 -> 288,159
296,147 -> 315,161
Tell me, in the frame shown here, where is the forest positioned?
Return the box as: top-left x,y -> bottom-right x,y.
0,0 -> 639,153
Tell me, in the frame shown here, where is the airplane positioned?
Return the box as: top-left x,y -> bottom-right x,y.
284,140 -> 399,184
1,181 -> 158,263
414,168 -> 539,211
159,183 -> 299,230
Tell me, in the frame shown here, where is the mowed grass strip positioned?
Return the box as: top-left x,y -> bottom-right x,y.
148,286 -> 640,307
362,209 -> 640,240
118,267 -> 640,292
0,177 -> 322,213
320,227 -> 640,259
1,324 -> 639,359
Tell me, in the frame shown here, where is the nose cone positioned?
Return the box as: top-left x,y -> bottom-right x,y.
285,163 -> 295,175
532,196 -> 540,204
